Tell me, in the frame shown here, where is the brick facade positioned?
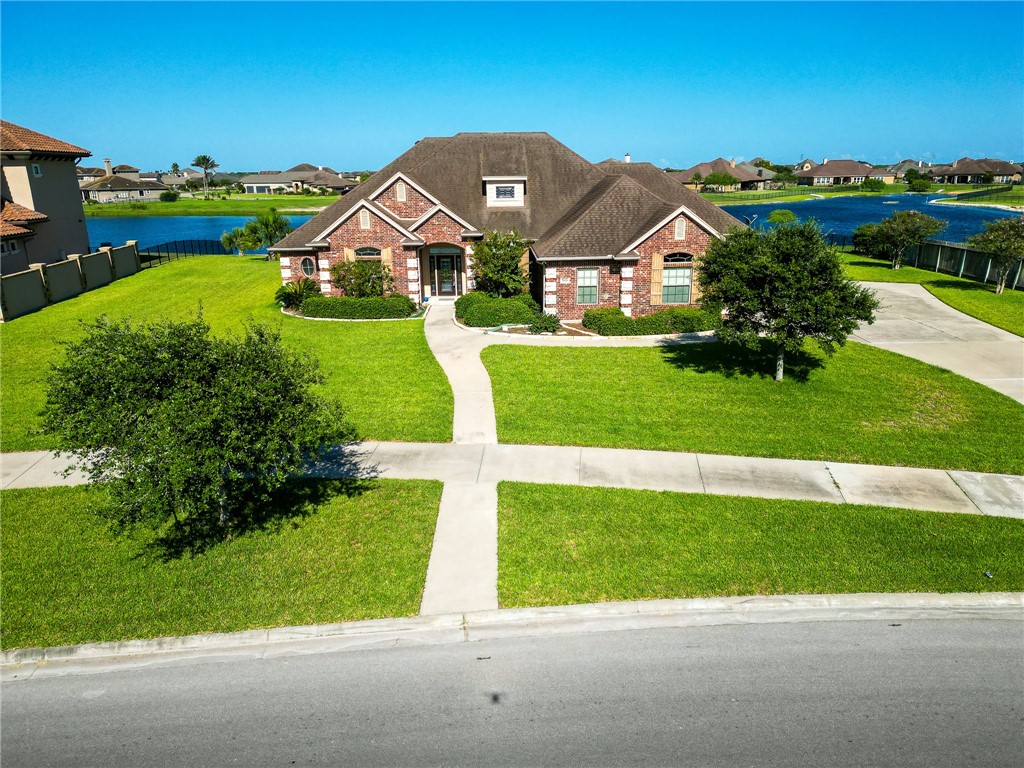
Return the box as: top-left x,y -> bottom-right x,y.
629,214 -> 714,316
374,179 -> 434,220
541,260 -> 627,321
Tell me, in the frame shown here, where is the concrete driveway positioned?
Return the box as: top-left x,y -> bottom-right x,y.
853,282 -> 1024,404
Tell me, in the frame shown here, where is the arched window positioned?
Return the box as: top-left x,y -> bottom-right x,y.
661,253 -> 693,304
355,247 -> 381,259
673,218 -> 687,240
396,181 -> 407,202
358,209 -> 371,229
300,257 -> 316,277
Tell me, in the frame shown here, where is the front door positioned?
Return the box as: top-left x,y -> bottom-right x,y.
429,247 -> 462,297
437,256 -> 456,296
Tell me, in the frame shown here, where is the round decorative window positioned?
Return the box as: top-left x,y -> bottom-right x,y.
300,257 -> 316,277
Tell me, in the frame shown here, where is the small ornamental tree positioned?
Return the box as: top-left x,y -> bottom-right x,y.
967,217 -> 1024,294
908,179 -> 931,193
697,221 -> 879,381
42,315 -> 353,549
330,260 -> 393,297
471,229 -> 531,297
704,171 -> 739,191
767,209 -> 797,225
874,210 -> 946,269
773,167 -> 797,187
691,171 -> 703,189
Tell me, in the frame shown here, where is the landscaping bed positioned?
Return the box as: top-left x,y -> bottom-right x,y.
0,480 -> 443,650
498,483 -> 1024,608
582,306 -> 720,336
482,340 -> 1024,474
454,291 -> 561,334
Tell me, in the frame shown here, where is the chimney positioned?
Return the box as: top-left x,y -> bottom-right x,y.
918,160 -> 922,167
822,157 -> 829,165
104,158 -> 112,177
730,158 -> 736,168
952,160 -> 958,168
318,165 -> 323,171
624,153 -> 631,164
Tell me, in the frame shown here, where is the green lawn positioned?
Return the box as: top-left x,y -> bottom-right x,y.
841,252 -> 1024,336
0,256 -> 452,451
482,341 -> 1024,474
498,483 -> 1024,607
83,196 -> 337,217
0,481 -> 442,649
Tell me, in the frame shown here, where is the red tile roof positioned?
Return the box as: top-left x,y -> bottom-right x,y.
1,198 -> 49,223
0,120 -> 90,157
0,220 -> 34,238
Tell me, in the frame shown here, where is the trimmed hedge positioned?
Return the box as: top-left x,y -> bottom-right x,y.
583,307 -> 719,336
454,291 -> 488,319
463,297 -> 535,327
301,295 -> 417,319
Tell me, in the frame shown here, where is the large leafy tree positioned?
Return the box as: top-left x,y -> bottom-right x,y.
968,216 -> 1024,294
697,221 -> 879,381
874,210 -> 946,269
704,171 -> 739,191
192,154 -> 219,199
43,315 -> 353,550
772,167 -> 798,187
471,229 -> 531,297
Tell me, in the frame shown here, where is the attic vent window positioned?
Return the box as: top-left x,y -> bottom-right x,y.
358,209 -> 371,230
495,186 -> 515,199
396,182 -> 407,202
674,219 -> 687,240
483,176 -> 526,208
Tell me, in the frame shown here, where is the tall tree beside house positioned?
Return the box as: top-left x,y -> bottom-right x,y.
42,314 -> 353,552
221,226 -> 259,257
967,217 -> 1024,295
873,210 -> 946,269
697,221 -> 879,382
471,229 -> 531,297
703,171 -> 739,192
772,167 -> 797,187
691,171 -> 703,190
170,162 -> 180,175
192,154 -> 219,199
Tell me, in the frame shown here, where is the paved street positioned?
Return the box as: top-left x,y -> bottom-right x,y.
3,619 -> 1022,767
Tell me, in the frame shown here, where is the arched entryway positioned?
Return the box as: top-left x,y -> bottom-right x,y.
425,244 -> 464,298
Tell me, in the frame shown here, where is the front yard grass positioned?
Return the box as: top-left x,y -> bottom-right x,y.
0,480 -> 442,649
840,252 -> 1024,337
482,341 -> 1024,474
0,256 -> 452,451
498,483 -> 1024,607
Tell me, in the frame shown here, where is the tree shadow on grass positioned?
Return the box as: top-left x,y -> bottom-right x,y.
142,443 -> 381,561
926,278 -> 1000,295
658,338 -> 825,383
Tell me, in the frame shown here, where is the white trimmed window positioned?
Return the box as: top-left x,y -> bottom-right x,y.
483,176 -> 526,207
358,209 -> 371,229
396,182 -> 407,202
300,257 -> 316,278
673,218 -> 687,240
576,268 -> 598,304
662,253 -> 693,304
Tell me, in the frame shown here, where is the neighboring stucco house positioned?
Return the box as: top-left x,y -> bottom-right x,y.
669,158 -> 771,191
270,132 -> 743,320
0,120 -> 91,274
930,158 -> 1022,185
796,158 -> 890,186
79,157 -> 169,202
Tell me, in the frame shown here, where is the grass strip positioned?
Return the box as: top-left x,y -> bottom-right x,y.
841,252 -> 1024,336
83,196 -> 337,217
482,341 -> 1024,474
0,256 -> 452,451
1,480 -> 442,649
498,483 -> 1024,607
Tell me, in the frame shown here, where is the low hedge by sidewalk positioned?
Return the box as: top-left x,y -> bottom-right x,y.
582,306 -> 720,336
301,295 -> 417,319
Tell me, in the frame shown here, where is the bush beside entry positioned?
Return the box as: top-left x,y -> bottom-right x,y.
42,315 -> 353,551
301,295 -> 416,319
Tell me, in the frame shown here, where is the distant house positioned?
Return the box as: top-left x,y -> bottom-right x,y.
930,158 -> 1022,185
796,158 -> 891,186
79,158 -> 168,202
888,159 -> 933,180
0,120 -> 92,274
77,166 -> 107,185
270,132 -> 744,321
669,158 -> 770,191
239,163 -> 359,194
161,168 -> 204,188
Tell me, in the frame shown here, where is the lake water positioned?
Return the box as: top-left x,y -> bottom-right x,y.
721,194 -> 1017,241
86,215 -> 313,253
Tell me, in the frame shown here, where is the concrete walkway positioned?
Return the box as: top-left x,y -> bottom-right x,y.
853,282 -> 1024,404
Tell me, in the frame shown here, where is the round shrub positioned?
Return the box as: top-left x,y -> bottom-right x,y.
528,313 -> 561,334
511,292 -> 541,313
454,291 -> 488,320
582,307 -> 633,335
462,297 -> 535,327
159,190 -> 180,203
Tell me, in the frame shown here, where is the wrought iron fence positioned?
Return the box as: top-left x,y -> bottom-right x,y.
138,239 -> 229,267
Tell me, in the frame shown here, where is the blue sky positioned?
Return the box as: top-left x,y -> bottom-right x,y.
2,1 -> 1021,172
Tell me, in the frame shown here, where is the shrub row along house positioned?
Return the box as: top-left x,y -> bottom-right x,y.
271,132 -> 743,319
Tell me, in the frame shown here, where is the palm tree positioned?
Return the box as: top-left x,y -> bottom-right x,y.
245,209 -> 294,259
170,162 -> 180,175
221,227 -> 258,257
192,154 -> 218,199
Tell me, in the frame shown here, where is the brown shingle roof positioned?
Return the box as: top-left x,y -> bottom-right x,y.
270,134 -> 744,255
80,176 -> 168,191
0,120 -> 90,157
673,158 -> 764,184
796,159 -> 874,178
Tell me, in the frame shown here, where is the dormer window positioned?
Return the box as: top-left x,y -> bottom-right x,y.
483,176 -> 526,207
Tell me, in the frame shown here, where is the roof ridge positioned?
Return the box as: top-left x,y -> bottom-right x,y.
536,174 -> 627,254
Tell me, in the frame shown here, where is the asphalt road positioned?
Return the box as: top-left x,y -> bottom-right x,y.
3,620 -> 1022,767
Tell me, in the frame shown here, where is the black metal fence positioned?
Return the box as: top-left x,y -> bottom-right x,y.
954,184 -> 1015,201
138,239 -> 229,267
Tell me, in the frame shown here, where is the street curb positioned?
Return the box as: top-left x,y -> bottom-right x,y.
4,592 -> 1021,681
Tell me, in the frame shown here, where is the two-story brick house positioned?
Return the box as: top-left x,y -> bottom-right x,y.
270,132 -> 743,320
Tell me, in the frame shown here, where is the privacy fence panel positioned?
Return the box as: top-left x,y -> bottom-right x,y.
43,259 -> 85,303
909,240 -> 1024,290
0,268 -> 48,321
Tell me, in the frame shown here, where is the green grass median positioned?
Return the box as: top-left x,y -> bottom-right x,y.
1,480 -> 442,649
498,483 -> 1024,607
482,341 -> 1024,474
0,256 -> 452,451
83,196 -> 337,217
841,252 -> 1024,336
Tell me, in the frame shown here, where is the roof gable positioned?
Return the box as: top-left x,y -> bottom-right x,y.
1,120 -> 90,157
